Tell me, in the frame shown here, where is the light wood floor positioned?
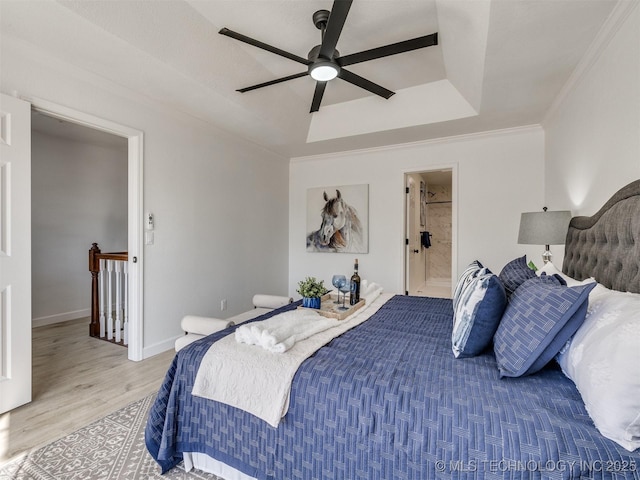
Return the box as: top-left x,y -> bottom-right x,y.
411,282 -> 452,298
0,317 -> 176,464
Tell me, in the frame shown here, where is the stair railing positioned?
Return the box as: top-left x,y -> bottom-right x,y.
89,243 -> 129,346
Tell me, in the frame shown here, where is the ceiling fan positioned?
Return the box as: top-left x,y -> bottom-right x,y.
219,0 -> 438,113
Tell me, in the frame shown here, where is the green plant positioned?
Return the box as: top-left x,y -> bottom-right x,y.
296,276 -> 328,298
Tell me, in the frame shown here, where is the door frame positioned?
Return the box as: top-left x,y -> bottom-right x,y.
402,164 -> 458,297
26,97 -> 144,361
404,175 -> 423,295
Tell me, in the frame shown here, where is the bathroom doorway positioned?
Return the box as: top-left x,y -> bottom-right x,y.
404,169 -> 453,298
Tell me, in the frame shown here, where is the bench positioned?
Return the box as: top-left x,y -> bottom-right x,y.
174,294 -> 293,351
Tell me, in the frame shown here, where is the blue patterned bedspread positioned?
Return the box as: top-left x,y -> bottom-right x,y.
145,295 -> 640,479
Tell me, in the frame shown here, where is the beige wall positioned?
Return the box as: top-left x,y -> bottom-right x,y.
289,127 -> 545,297
31,129 -> 128,325
544,4 -> 640,214
543,3 -> 640,265
2,37 -> 290,356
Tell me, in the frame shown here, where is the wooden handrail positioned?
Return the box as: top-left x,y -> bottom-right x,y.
96,252 -> 128,261
89,243 -> 128,338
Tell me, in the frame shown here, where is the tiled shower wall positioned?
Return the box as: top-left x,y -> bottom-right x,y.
424,183 -> 452,283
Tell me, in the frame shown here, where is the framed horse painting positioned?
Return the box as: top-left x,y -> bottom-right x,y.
306,184 -> 369,253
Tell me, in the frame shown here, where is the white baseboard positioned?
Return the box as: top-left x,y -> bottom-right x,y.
33,308 -> 91,328
143,335 -> 181,359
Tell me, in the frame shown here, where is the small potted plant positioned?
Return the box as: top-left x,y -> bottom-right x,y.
296,276 -> 328,309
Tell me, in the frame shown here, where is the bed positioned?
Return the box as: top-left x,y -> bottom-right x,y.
146,180 -> 640,479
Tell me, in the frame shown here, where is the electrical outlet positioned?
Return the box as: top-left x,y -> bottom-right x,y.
221,299 -> 227,311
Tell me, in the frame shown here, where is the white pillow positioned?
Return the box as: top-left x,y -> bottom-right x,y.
556,287 -> 640,451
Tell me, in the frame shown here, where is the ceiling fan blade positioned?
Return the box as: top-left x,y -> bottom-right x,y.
237,72 -> 309,93
310,82 -> 327,113
219,28 -> 311,66
337,33 -> 438,67
338,69 -> 395,99
319,0 -> 353,60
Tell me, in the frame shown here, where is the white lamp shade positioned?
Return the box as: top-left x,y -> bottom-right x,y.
518,210 -> 572,245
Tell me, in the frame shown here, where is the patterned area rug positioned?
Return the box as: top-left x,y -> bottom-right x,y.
0,395 -> 223,480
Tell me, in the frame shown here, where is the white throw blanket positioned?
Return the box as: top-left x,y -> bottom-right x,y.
192,288 -> 387,427
235,310 -> 338,353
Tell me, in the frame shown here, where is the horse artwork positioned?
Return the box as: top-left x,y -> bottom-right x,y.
306,185 -> 368,253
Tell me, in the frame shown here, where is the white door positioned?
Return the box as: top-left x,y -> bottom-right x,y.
405,177 -> 423,295
0,94 -> 32,413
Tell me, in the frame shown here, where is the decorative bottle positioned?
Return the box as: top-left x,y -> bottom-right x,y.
349,259 -> 361,305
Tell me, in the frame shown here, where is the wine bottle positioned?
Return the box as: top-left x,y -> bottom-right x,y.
349,259 -> 361,305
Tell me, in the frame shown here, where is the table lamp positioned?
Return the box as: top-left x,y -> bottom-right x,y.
518,207 -> 572,264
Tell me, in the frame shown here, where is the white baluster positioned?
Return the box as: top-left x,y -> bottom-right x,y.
123,261 -> 129,346
99,259 -> 106,338
115,261 -> 122,343
106,259 -> 114,341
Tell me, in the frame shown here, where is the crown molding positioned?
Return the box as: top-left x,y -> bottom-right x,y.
290,124 -> 543,163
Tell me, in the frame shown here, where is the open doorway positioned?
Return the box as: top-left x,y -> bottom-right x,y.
31,111 -> 128,337
0,95 -> 143,416
405,169 -> 454,298
29,98 -> 144,361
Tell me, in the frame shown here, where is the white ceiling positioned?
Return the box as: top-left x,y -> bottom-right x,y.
1,0 -> 618,158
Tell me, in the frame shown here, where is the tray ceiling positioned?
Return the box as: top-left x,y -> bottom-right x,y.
0,0 -> 618,157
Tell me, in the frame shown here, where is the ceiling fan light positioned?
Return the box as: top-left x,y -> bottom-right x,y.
309,61 -> 339,81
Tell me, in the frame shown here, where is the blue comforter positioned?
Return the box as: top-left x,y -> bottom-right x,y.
146,295 -> 640,479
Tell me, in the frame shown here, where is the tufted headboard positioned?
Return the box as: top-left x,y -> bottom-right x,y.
563,179 -> 640,294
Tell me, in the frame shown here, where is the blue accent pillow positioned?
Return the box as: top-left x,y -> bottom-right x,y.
498,255 -> 536,298
493,275 -> 596,377
453,260 -> 484,312
452,268 -> 507,358
542,272 -> 568,286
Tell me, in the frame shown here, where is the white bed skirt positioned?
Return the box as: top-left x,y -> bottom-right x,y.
183,452 -> 257,480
